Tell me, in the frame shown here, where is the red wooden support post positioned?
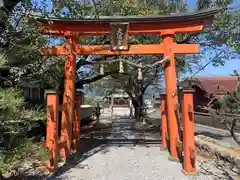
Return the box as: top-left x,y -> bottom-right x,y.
181,88 -> 197,175
72,89 -> 81,151
45,90 -> 59,172
162,32 -> 181,161
160,93 -> 168,151
60,37 -> 77,159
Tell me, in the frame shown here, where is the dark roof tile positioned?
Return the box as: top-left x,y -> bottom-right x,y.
194,76 -> 238,96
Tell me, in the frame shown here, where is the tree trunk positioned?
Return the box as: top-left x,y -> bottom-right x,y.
132,94 -> 144,122
124,85 -> 146,122
134,105 -> 141,121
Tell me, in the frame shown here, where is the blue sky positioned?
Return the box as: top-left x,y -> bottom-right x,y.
188,0 -> 197,8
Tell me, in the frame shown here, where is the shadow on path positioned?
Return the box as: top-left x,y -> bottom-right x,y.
48,117 -> 162,179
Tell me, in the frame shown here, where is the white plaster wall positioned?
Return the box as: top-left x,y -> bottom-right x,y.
112,107 -> 134,117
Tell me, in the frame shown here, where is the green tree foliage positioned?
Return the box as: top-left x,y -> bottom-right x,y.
214,81 -> 240,145
0,1 -> 66,89
219,91 -> 240,114
195,0 -> 239,67
0,1 -> 62,176
84,96 -> 95,105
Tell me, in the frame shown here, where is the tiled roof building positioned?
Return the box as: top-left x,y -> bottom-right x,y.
179,76 -> 239,112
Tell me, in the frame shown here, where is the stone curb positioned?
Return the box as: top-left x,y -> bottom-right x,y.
195,135 -> 240,171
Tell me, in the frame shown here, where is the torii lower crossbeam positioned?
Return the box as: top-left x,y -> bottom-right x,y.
41,44 -> 200,56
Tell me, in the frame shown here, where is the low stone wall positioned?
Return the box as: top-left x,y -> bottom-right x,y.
80,105 -> 94,120
194,112 -> 240,133
195,135 -> 240,171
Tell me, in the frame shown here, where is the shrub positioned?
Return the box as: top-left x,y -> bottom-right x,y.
0,87 -> 46,175
84,96 -> 95,105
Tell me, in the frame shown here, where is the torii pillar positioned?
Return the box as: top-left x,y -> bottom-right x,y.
59,37 -> 77,159
161,31 -> 191,161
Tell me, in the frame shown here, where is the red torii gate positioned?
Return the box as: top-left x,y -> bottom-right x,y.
38,9 -> 218,174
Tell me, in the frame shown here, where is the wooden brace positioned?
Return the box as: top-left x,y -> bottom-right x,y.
165,132 -> 169,140
176,139 -> 183,152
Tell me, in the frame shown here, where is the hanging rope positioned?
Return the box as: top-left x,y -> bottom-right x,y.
119,60 -> 124,73
100,64 -> 104,75
137,66 -> 143,80
85,56 -> 170,70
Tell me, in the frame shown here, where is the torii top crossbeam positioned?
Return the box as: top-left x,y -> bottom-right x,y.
38,9 -> 218,36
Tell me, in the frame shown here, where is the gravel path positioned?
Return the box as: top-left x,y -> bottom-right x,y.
50,116 -> 239,180
55,145 -> 232,180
